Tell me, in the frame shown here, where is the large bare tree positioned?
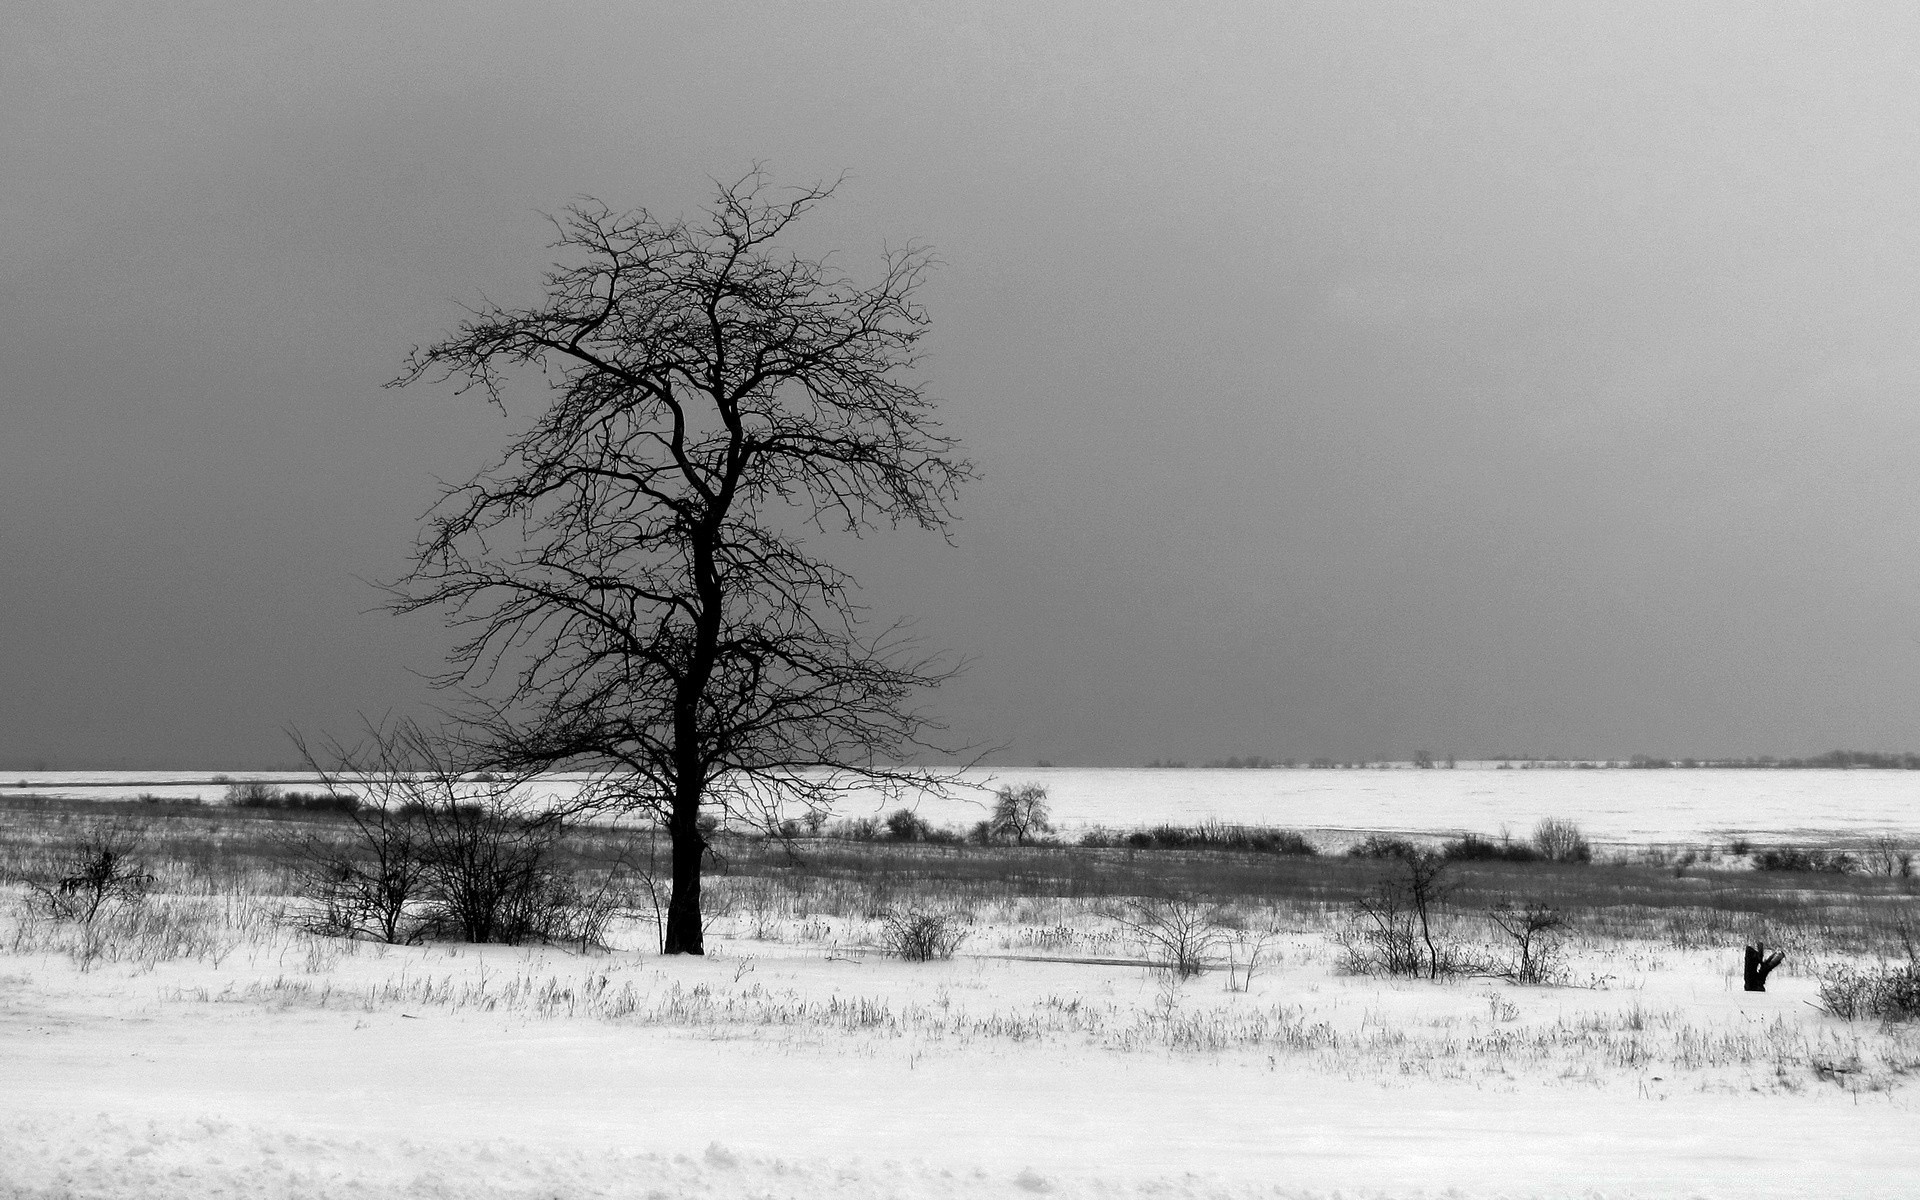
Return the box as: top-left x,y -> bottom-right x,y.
390,170 -> 971,953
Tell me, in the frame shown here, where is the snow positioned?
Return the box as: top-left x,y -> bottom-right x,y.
11,766 -> 1920,845
4,911 -> 1918,1199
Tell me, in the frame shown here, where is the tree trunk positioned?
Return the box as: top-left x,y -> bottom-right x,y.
1743,942 -> 1785,991
663,801 -> 706,954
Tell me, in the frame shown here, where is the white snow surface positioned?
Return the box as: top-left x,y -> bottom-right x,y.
4,922 -> 1918,1199
10,766 -> 1920,844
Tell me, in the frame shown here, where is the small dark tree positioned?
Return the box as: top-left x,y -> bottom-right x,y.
1404,849 -> 1450,979
989,783 -> 1051,845
389,170 -> 973,954
884,808 -> 931,842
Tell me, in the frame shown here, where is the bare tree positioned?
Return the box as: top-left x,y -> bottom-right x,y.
988,782 -> 1051,845
389,169 -> 973,953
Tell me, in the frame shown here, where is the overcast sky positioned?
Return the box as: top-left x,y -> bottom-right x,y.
7,2 -> 1920,767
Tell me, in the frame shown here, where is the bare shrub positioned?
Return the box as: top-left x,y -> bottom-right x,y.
1863,835 -> 1914,878
1819,945 -> 1920,1021
1443,832 -> 1541,863
222,780 -> 283,807
413,797 -> 567,944
879,908 -> 969,960
1106,894 -> 1224,977
1489,900 -> 1570,985
1336,849 -> 1464,978
1224,928 -> 1279,992
299,803 -> 428,943
1346,833 -> 1418,859
25,823 -> 154,925
1755,846 -> 1856,873
1531,818 -> 1593,864
296,721 -> 586,947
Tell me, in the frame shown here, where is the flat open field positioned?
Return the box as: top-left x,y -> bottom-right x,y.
2,791 -> 1918,1198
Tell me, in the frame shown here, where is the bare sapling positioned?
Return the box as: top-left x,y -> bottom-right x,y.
298,800 -> 428,944
1224,927 -> 1279,992
1489,900 -> 1569,985
1336,846 -> 1461,978
1106,893 -> 1224,977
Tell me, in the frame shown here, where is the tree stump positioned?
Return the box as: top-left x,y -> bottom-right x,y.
1744,942 -> 1785,991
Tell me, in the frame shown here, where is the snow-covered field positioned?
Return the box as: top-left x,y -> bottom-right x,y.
4,882 -> 1919,1199
10,765 -> 1920,845
4,769 -> 1918,1198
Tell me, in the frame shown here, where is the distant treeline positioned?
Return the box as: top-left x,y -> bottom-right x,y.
1133,750 -> 1920,770
1619,751 -> 1920,770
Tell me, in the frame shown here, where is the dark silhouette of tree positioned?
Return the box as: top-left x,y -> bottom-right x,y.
389,169 -> 972,954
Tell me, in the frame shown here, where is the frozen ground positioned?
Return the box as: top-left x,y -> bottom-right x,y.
10,767 -> 1920,845
4,900 -> 1918,1199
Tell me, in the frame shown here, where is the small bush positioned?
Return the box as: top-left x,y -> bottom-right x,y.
1755,846 -> 1856,873
1442,833 -> 1542,863
223,780 -> 283,807
26,823 -> 155,924
880,908 -> 969,961
1347,834 -> 1418,860
884,808 -> 933,842
1077,823 -> 1316,856
1819,959 -> 1920,1021
1105,894 -> 1224,977
827,816 -> 881,842
1531,818 -> 1592,864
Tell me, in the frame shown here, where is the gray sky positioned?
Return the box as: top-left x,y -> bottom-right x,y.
7,2 -> 1920,767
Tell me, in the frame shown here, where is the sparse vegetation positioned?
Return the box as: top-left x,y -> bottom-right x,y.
19,821 -> 154,925
1489,900 -> 1570,985
1819,946 -> 1920,1021
878,907 -> 970,960
1336,848 -> 1464,978
1104,893 -> 1225,977
1442,832 -> 1542,863
1755,846 -> 1857,873
1346,833 -> 1419,860
1079,822 -> 1316,856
